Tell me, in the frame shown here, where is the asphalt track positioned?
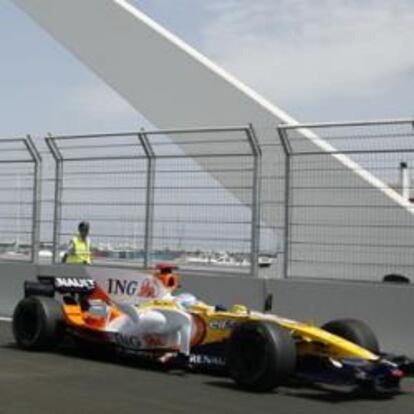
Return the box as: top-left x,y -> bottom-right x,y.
0,321 -> 413,414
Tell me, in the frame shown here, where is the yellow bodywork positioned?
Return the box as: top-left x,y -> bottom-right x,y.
63,298 -> 378,362
276,318 -> 378,361
176,302 -> 377,362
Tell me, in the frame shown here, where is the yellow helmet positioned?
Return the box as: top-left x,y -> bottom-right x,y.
230,304 -> 248,314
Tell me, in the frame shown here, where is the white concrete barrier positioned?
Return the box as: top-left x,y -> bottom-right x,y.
0,262 -> 412,355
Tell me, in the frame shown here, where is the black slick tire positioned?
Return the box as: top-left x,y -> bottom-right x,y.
12,296 -> 63,351
321,319 -> 380,353
227,321 -> 296,392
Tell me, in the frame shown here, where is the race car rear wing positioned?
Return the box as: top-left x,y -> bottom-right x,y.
24,276 -> 96,298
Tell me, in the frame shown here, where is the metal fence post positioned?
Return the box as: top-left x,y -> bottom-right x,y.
45,135 -> 63,264
25,135 -> 42,263
247,124 -> 262,278
278,126 -> 292,279
138,130 -> 156,269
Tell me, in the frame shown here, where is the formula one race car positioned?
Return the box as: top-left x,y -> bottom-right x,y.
12,266 -> 414,394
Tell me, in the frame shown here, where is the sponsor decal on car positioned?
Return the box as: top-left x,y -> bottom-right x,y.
138,279 -> 159,298
107,277 -> 161,299
190,354 -> 226,367
55,277 -> 95,290
142,334 -> 168,348
113,333 -> 142,349
208,319 -> 239,330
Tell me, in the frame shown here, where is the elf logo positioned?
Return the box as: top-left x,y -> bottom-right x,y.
209,320 -> 238,330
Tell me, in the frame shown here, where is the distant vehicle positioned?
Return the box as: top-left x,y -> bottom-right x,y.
186,252 -> 272,268
258,255 -> 274,268
12,268 -> 414,394
185,254 -> 211,265
210,254 -> 236,266
38,250 -> 53,259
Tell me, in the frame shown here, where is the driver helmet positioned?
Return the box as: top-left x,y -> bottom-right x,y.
175,293 -> 198,309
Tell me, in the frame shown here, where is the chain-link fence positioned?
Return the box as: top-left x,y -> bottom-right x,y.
2,119 -> 414,282
0,136 -> 41,262
45,127 -> 261,276
279,119 -> 414,281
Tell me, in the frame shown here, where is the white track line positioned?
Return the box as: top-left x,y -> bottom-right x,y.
0,316 -> 11,322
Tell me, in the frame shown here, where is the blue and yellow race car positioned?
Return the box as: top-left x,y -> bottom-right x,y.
12,266 -> 414,394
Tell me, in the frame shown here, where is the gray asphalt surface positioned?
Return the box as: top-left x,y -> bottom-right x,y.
0,321 -> 413,414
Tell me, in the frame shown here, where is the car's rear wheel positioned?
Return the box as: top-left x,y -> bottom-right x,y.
13,296 -> 63,351
227,321 -> 296,392
321,319 -> 380,353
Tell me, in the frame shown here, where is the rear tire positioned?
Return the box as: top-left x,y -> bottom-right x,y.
227,321 -> 296,392
322,319 -> 379,353
13,296 -> 63,351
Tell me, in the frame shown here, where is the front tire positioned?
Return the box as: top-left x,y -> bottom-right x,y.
13,296 -> 63,351
322,319 -> 380,353
227,321 -> 296,392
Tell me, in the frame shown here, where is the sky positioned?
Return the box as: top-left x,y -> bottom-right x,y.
1,0 -> 414,138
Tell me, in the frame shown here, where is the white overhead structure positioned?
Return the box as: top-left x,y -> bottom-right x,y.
14,0 -> 414,279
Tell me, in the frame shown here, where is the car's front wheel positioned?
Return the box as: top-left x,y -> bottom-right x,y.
321,319 -> 380,353
13,296 -> 63,351
227,321 -> 296,392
